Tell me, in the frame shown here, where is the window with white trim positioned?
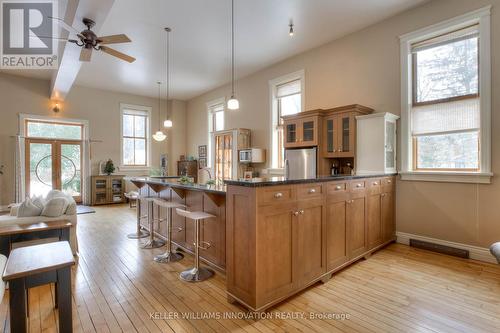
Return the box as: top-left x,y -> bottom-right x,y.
270,71 -> 304,169
207,100 -> 225,168
400,7 -> 491,183
120,105 -> 151,167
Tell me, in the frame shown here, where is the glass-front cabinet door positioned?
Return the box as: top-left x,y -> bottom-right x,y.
324,116 -> 337,156
285,121 -> 298,146
300,117 -> 317,146
337,114 -> 355,157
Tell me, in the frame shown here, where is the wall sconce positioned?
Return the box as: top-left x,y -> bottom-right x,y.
52,102 -> 60,113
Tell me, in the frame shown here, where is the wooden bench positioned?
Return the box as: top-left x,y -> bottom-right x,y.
2,241 -> 75,333
0,220 -> 72,256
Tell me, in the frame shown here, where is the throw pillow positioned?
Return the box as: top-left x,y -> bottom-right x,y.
66,201 -> 77,215
17,198 -> 43,217
32,196 -> 46,210
41,197 -> 67,217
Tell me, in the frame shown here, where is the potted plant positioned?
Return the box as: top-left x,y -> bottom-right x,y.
104,159 -> 115,175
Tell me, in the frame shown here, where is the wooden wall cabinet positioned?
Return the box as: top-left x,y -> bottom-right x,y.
226,175 -> 395,312
91,175 -> 125,205
283,115 -> 320,148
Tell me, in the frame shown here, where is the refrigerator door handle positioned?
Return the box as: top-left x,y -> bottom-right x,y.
285,159 -> 290,179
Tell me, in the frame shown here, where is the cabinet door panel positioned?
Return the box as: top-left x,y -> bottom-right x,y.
295,202 -> 325,284
257,207 -> 295,302
326,199 -> 348,270
367,193 -> 382,249
382,192 -> 395,242
347,196 -> 367,258
337,114 -> 355,157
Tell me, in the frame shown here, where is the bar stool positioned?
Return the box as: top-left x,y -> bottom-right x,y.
140,197 -> 165,249
176,208 -> 215,282
127,195 -> 150,239
152,198 -> 185,263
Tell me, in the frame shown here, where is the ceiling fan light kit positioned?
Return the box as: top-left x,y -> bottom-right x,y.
51,17 -> 136,63
227,0 -> 239,110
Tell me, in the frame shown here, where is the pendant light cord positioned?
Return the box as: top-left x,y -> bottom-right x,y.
166,28 -> 170,120
231,0 -> 235,97
157,82 -> 161,130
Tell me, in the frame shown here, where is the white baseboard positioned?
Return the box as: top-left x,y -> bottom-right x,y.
396,231 -> 497,264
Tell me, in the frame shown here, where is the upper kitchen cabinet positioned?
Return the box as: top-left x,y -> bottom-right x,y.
356,112 -> 399,174
322,105 -> 373,158
282,110 -> 322,148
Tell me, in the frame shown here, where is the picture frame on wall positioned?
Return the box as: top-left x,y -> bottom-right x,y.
199,158 -> 207,169
198,145 -> 207,158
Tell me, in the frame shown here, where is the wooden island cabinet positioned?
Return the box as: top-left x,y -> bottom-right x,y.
225,175 -> 396,312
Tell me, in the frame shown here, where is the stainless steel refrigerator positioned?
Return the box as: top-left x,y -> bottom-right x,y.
284,147 -> 317,180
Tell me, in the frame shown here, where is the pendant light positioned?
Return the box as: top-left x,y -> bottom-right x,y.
163,27 -> 173,128
153,81 -> 167,141
289,22 -> 294,37
227,0 -> 239,110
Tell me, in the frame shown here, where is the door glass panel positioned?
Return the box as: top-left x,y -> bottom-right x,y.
27,121 -> 82,140
385,122 -> 395,168
303,121 -> 314,142
342,117 -> 350,152
286,124 -> 296,143
327,119 -> 334,152
29,143 -> 53,197
61,144 -> 81,198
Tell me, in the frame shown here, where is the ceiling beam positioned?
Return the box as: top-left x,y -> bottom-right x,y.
50,0 -> 115,101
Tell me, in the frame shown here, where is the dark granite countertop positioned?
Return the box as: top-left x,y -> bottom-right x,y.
125,176 -> 226,194
224,173 -> 397,187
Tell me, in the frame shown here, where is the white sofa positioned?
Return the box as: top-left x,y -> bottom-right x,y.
0,192 -> 79,255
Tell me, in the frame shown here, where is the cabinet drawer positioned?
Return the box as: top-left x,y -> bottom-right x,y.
297,183 -> 323,199
367,179 -> 381,194
381,177 -> 395,192
350,180 -> 366,191
327,182 -> 347,194
258,186 -> 295,205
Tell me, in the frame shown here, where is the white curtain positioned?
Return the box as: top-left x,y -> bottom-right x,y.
14,136 -> 25,203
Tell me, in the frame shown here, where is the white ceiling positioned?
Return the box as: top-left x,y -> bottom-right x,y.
3,0 -> 428,100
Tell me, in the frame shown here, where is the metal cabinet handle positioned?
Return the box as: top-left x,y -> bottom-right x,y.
333,149 -> 336,153
387,180 -> 392,183
293,211 -> 300,216
356,183 -> 363,188
339,148 -> 343,152
177,227 -> 184,232
274,192 -> 283,198
381,193 -> 386,197
199,241 -> 212,250
308,188 -> 316,194
347,200 -> 352,204
373,182 -> 378,185
335,185 -> 342,190
299,210 -> 305,215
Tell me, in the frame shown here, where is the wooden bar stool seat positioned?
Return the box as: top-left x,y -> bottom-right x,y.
176,208 -> 215,282
152,199 -> 185,263
140,197 -> 165,249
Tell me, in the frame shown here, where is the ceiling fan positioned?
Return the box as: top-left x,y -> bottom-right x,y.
51,17 -> 136,63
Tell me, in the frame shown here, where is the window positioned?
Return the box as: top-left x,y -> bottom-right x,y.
207,99 -> 225,168
270,70 -> 304,169
400,7 -> 491,183
120,104 -> 151,168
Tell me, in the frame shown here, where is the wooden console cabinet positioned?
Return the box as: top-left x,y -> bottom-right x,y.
226,176 -> 395,311
91,175 -> 125,205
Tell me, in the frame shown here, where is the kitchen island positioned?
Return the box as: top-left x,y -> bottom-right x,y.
127,177 -> 227,270
225,174 -> 396,311
128,174 -> 396,311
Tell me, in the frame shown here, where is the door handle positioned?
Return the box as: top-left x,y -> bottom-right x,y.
308,188 -> 316,194
274,192 -> 283,198
299,210 -> 304,215
293,211 -> 299,216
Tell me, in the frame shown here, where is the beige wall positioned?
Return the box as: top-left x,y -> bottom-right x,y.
0,73 -> 187,205
186,0 -> 500,248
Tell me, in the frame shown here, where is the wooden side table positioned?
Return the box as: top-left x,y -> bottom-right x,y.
2,241 -> 75,333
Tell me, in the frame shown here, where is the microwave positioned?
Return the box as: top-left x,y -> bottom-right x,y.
239,148 -> 265,163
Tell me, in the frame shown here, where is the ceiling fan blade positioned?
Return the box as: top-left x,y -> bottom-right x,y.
48,16 -> 80,34
100,46 -> 135,63
98,34 -> 131,44
80,47 -> 92,62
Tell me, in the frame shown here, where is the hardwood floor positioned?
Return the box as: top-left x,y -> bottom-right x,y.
2,204 -> 500,332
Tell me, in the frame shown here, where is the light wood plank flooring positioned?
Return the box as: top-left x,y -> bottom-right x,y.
1,204 -> 500,332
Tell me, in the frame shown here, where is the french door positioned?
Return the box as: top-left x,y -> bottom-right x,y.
25,139 -> 82,202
